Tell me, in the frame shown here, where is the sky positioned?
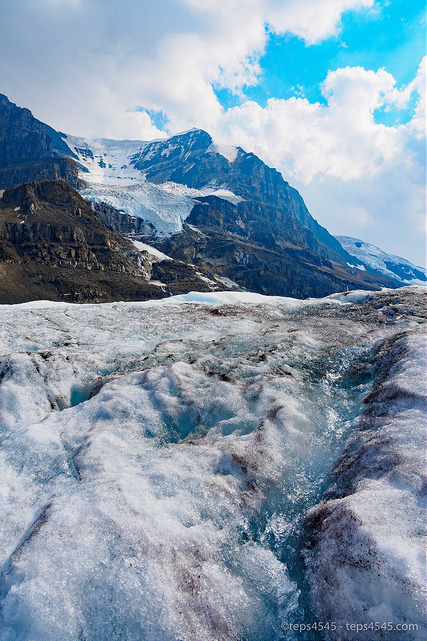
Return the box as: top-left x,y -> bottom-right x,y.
0,0 -> 426,266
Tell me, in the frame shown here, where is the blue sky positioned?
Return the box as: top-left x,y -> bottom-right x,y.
217,0 -> 425,123
0,0 -> 425,265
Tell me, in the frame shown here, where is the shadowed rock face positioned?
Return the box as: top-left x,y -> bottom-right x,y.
0,180 -> 229,303
154,222 -> 397,299
129,129 -> 350,263
91,201 -> 155,237
0,94 -> 82,189
0,180 -> 165,303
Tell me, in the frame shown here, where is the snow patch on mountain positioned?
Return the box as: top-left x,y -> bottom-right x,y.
205,187 -> 243,205
208,140 -> 238,163
81,182 -> 243,236
81,182 -> 198,235
132,240 -> 173,262
66,134 -> 243,235
337,235 -> 427,285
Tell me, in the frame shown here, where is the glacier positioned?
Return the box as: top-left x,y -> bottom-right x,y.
0,287 -> 425,641
66,135 -> 243,236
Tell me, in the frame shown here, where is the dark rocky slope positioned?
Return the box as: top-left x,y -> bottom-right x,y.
0,180 -> 221,303
0,94 -> 82,189
91,201 -> 155,237
154,222 -> 396,298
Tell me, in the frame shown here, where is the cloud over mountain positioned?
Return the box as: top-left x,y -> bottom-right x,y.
0,0 -> 425,264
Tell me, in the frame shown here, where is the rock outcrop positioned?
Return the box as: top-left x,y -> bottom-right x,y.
91,201 -> 155,237
154,222 -> 397,299
0,94 -> 82,189
0,180 -> 165,303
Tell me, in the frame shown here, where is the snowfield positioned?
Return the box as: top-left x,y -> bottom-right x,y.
80,182 -> 243,236
67,134 -> 243,236
0,287 -> 425,641
337,236 -> 427,286
80,182 -> 202,236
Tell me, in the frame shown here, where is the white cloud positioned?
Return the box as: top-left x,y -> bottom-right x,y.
406,56 -> 426,138
0,1 -> 425,264
0,0 -> 377,138
265,0 -> 374,44
184,0 -> 374,46
215,64 -> 422,184
208,59 -> 426,265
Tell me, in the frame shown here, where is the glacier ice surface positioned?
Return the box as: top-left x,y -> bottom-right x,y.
0,287 -> 425,640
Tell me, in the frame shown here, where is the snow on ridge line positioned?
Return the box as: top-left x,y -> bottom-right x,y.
208,140 -> 238,163
337,235 -> 427,283
338,235 -> 425,267
66,135 -> 146,186
4,286 -> 423,312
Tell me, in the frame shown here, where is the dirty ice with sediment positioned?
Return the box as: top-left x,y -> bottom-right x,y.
0,287 -> 425,640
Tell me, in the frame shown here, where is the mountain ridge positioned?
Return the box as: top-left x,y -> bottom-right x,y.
336,235 -> 427,285
0,93 -> 401,300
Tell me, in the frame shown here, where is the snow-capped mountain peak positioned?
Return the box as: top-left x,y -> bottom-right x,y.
337,235 -> 427,285
64,129 -> 243,236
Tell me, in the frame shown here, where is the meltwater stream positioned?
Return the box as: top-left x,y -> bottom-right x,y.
0,289 -> 425,641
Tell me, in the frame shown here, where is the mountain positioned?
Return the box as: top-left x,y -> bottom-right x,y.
0,180 -> 224,303
68,129 -> 350,261
64,129 -> 396,297
336,235 -> 427,285
0,94 -> 398,300
0,93 -> 82,189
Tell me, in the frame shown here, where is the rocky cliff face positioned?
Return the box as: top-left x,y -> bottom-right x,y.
0,180 -> 165,303
0,180 -> 230,303
187,195 -> 337,260
0,94 -> 82,189
155,223 -> 396,298
0,158 -> 82,191
91,201 -> 155,237
129,129 -> 351,263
